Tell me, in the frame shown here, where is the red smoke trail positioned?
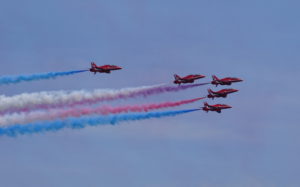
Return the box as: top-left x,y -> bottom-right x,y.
0,83 -> 208,115
70,97 -> 205,115
0,97 -> 205,125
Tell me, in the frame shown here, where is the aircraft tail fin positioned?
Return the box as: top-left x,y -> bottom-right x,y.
212,75 -> 219,81
91,62 -> 97,68
174,74 -> 181,81
207,89 -> 214,99
204,102 -> 209,107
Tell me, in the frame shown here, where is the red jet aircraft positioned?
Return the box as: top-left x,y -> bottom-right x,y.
174,74 -> 205,85
89,62 -> 122,74
207,88 -> 238,99
211,75 -> 242,86
202,102 -> 232,113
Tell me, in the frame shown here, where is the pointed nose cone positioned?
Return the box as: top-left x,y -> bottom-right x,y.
115,66 -> 122,70
226,105 -> 232,109
236,78 -> 243,82
195,74 -> 205,79
230,89 -> 239,93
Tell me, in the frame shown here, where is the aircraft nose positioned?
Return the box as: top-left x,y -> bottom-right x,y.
232,89 -> 239,92
116,66 -> 122,70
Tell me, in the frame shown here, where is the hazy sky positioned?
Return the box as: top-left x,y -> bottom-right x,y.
0,0 -> 299,186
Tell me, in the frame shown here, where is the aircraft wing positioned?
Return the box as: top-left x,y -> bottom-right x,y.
207,105 -> 217,110
98,65 -> 111,70
182,75 -> 196,80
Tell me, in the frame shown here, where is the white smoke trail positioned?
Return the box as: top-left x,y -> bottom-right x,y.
0,84 -> 164,113
0,83 -> 207,114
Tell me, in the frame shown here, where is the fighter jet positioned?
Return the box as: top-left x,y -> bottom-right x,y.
207,88 -> 238,99
89,62 -> 122,74
173,74 -> 205,85
211,75 -> 242,86
202,102 -> 232,113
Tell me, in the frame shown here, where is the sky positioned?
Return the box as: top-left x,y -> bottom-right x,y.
0,0 -> 299,186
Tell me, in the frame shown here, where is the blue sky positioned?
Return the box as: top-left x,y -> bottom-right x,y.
0,0 -> 299,186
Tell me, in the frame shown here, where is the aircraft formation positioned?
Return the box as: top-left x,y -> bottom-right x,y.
88,62 -> 243,113
0,61 -> 243,136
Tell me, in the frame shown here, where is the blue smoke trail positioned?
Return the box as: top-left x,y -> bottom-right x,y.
0,109 -> 199,137
0,70 -> 88,85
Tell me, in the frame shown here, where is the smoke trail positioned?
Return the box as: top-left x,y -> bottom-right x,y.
0,83 -> 208,114
0,109 -> 199,137
0,70 -> 88,85
0,97 -> 205,125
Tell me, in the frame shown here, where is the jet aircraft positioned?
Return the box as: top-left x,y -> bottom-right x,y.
173,74 -> 205,85
207,88 -> 238,99
89,62 -> 122,74
211,75 -> 242,86
202,102 -> 232,113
